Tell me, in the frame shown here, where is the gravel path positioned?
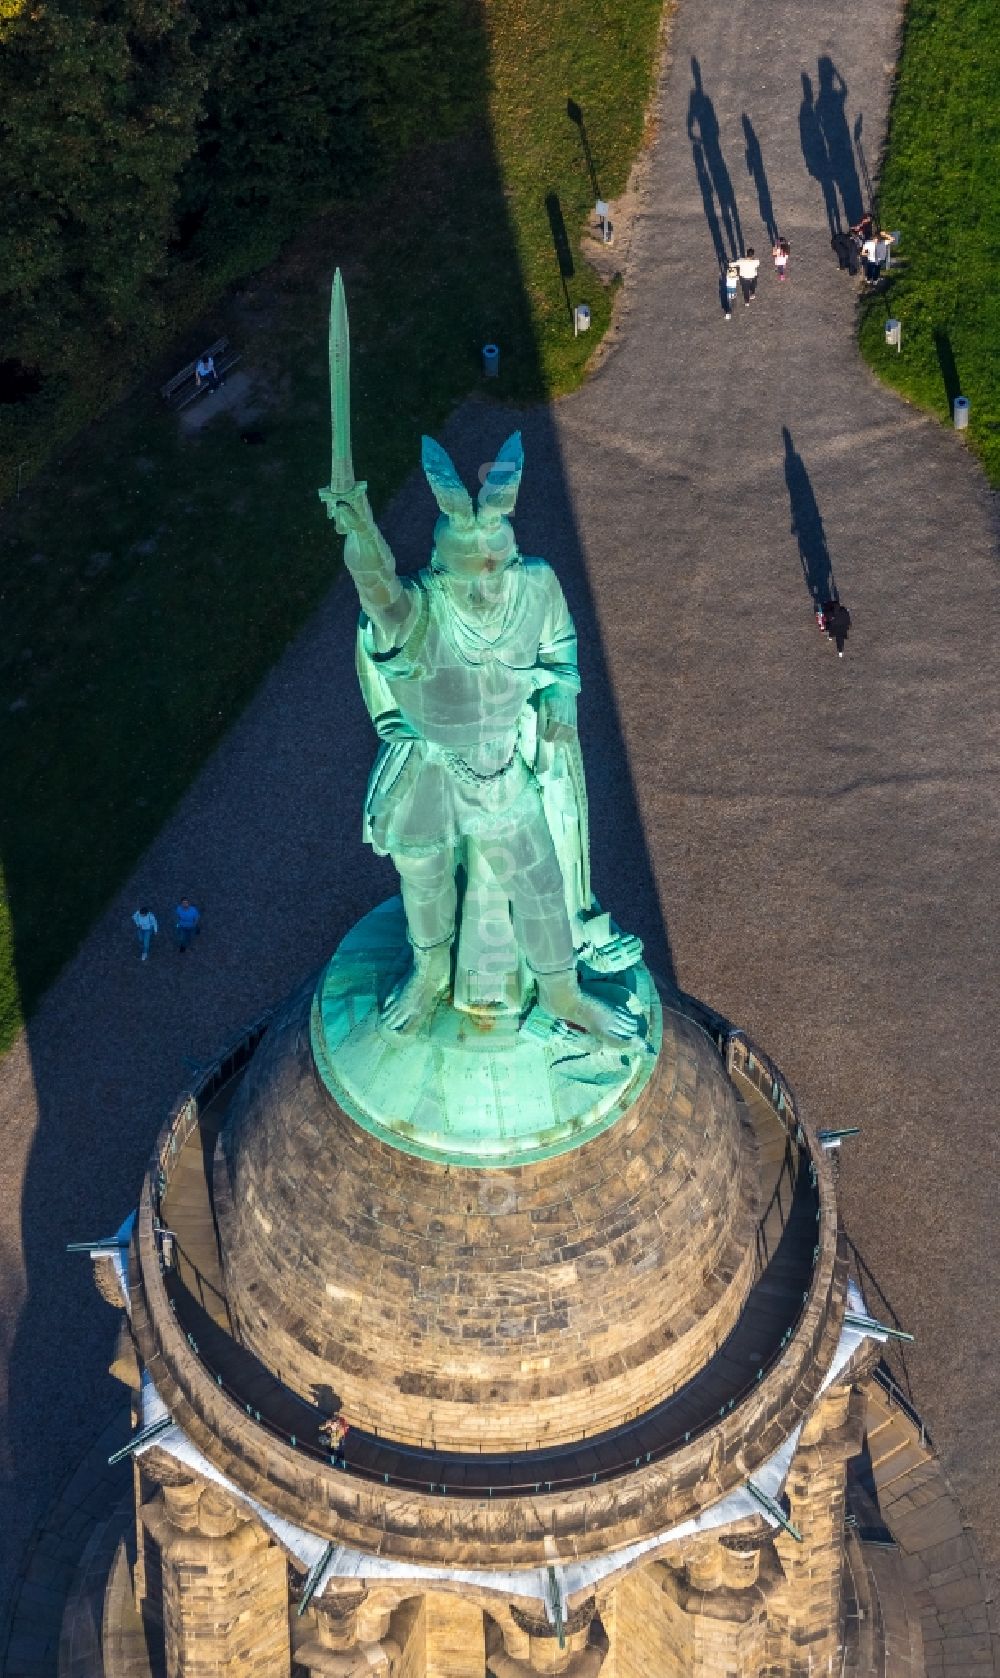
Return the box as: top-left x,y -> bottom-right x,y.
2,0 -> 998,1648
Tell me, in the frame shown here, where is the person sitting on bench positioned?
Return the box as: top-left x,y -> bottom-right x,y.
195,351 -> 220,392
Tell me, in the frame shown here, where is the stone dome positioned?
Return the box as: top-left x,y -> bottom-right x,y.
215,914 -> 760,1455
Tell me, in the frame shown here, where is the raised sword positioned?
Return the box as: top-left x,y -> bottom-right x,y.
319,268 -> 361,516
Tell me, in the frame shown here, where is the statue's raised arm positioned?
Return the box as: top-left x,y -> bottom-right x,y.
324,483 -> 417,648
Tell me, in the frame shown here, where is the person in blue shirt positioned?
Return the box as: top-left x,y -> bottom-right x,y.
195,352 -> 220,392
174,898 -> 202,952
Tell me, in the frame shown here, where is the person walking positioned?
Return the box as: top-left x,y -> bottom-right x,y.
823,596 -> 851,657
772,237 -> 790,280
737,247 -> 761,307
133,906 -> 158,961
174,897 -> 202,952
723,260 -> 740,319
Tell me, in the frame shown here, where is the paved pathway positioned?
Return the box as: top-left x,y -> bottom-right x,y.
1,0 -> 998,1660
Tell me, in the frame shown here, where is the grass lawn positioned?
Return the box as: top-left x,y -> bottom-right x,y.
859,0 -> 1000,481
0,0 -> 667,1053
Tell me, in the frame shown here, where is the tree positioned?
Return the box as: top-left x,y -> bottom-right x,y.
176,0 -> 485,264
0,0 -> 204,380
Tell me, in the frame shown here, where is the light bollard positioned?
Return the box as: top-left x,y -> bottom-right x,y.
953,396 -> 970,431
595,199 -> 614,246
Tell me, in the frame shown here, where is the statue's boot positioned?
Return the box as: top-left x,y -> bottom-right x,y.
381,940 -> 451,1033
534,967 -> 641,1046
574,910 -> 643,975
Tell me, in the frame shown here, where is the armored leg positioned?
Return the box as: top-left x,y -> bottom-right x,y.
382,847 -> 457,1032
393,846 -> 458,953
480,800 -> 639,1045
477,808 -> 574,978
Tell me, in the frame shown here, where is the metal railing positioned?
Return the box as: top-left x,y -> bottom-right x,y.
872,1362 -> 930,1451
151,1013 -> 272,1217
674,991 -> 806,1139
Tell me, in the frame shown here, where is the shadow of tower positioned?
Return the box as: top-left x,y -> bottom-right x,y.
1,0 -> 679,1626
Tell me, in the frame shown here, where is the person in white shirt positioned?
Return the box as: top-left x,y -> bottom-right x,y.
132,906 -> 158,961
195,352 -> 220,392
723,260 -> 740,319
861,230 -> 894,284
737,248 -> 761,307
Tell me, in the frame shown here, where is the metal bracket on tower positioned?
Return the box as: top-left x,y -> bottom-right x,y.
108,1416 -> 172,1465
66,1236 -> 130,1254
844,1311 -> 914,1343
546,1566 -> 566,1648
297,1542 -> 335,1616
746,1480 -> 803,1542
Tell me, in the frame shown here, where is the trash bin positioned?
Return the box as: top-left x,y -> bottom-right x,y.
953,396 -> 970,431
574,304 -> 591,336
482,343 -> 499,378
884,318 -> 901,351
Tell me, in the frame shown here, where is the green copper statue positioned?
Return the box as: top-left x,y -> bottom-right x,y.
320,272 -> 642,1047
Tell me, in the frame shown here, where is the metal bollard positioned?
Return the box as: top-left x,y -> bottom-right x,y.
595,199 -> 613,245
482,343 -> 499,379
953,396 -> 970,431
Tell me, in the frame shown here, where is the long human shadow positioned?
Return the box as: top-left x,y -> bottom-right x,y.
688,57 -> 743,261
545,191 -> 575,324
799,72 -> 838,234
853,113 -> 876,223
742,115 -> 777,244
816,56 -> 864,228
934,328 -> 962,409
566,98 -> 600,199
693,140 -> 726,267
782,427 -> 837,609
799,59 -> 864,234
1,0 -> 678,1625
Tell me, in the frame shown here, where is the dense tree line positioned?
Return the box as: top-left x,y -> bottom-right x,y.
0,0 -> 483,457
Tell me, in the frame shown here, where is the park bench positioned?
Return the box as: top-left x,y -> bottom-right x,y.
161,336 -> 242,411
